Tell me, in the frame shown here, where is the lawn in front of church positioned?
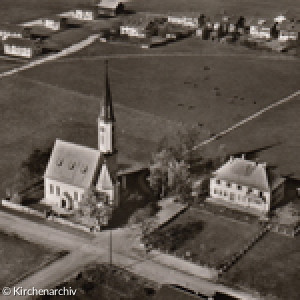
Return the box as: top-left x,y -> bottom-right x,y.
0,231 -> 56,289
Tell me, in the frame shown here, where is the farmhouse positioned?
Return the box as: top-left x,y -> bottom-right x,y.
97,0 -> 124,17
209,155 -> 285,215
120,17 -> 163,38
3,38 -> 42,58
277,21 -> 300,42
69,6 -> 98,21
211,14 -> 229,38
44,63 -> 120,211
40,16 -> 68,31
167,13 -> 200,29
249,19 -> 276,40
0,24 -> 30,41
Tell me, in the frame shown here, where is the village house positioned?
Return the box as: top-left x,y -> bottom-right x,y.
0,24 -> 30,41
120,16 -> 164,38
209,155 -> 285,215
40,16 -> 68,31
277,21 -> 300,42
248,19 -> 277,40
97,0 -> 124,17
195,17 -> 213,39
167,13 -> 201,29
227,15 -> 245,34
44,63 -> 120,211
69,6 -> 98,21
211,14 -> 229,39
3,38 -> 42,58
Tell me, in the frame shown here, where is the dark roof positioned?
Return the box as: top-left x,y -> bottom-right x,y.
99,61 -> 115,122
42,15 -> 66,22
154,285 -> 207,300
4,37 -> 39,47
44,139 -> 101,189
74,5 -> 98,12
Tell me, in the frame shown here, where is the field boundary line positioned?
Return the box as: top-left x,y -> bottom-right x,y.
192,89 -> 300,150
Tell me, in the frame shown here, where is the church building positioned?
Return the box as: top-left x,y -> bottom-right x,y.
43,62 -> 120,211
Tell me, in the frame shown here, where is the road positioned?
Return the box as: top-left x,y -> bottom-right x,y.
0,210 -> 261,300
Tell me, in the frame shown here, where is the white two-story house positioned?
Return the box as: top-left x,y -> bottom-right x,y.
209,155 -> 285,215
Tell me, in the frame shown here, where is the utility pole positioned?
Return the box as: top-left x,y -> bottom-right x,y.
109,229 -> 112,266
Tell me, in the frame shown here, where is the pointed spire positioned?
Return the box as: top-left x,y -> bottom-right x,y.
100,60 -> 115,122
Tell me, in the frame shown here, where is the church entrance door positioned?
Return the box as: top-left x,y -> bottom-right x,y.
61,199 -> 66,208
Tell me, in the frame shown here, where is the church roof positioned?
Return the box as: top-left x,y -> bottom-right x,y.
213,156 -> 283,192
99,61 -> 115,122
44,139 -> 101,189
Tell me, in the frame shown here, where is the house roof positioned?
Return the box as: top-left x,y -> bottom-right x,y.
98,0 -> 122,10
167,12 -> 201,19
42,15 -> 66,22
44,139 -> 101,189
213,156 -> 283,192
3,37 -> 39,47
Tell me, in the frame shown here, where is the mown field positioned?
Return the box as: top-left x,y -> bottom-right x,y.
130,0 -> 300,17
0,0 -> 93,24
223,232 -> 300,300
17,52 -> 300,175
0,231 -> 55,288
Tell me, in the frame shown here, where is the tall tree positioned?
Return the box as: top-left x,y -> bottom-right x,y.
77,188 -> 113,228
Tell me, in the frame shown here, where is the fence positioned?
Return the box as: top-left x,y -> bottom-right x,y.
1,199 -> 45,218
150,249 -> 218,280
49,215 -> 92,233
1,199 -> 93,233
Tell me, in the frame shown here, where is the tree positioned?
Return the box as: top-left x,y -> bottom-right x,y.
76,188 -> 113,228
21,147 -> 52,179
149,149 -> 173,198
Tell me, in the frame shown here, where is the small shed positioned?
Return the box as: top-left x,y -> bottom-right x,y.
41,16 -> 68,31
0,24 -> 30,40
97,0 -> 124,17
3,38 -> 42,58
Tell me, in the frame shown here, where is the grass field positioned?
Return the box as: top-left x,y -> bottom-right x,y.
36,263 -> 157,300
130,0 -> 300,17
0,231 -> 54,288
0,0 -> 93,24
151,208 -> 260,268
18,51 -> 300,174
223,232 -> 300,300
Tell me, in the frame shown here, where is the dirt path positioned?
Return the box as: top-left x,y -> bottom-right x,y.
0,34 -> 99,80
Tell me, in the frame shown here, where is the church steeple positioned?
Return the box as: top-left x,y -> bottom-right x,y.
99,60 -> 115,122
98,61 -> 116,154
